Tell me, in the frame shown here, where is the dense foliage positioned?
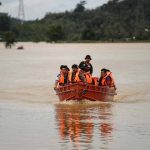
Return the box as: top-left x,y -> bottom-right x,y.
0,0 -> 150,42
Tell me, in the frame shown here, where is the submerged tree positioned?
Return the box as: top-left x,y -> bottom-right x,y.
4,31 -> 17,48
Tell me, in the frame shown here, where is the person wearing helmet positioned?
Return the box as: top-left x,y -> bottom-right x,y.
79,55 -> 93,74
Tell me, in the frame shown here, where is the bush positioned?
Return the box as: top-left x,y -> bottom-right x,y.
81,28 -> 96,40
4,31 -> 17,48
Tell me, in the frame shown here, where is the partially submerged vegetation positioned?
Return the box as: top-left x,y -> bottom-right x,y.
0,0 -> 150,44
3,31 -> 16,48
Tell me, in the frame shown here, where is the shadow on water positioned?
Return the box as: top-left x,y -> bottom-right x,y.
54,102 -> 114,150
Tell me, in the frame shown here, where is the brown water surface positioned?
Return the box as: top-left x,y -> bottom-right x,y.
0,43 -> 150,150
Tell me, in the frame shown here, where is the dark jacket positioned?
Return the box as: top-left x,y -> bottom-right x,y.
79,61 -> 93,74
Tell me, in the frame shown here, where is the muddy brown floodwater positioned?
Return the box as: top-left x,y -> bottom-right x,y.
0,43 -> 150,150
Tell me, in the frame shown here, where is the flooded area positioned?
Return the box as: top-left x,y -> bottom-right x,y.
0,43 -> 150,150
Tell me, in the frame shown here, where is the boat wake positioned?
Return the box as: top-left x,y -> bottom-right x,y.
0,84 -> 149,105
114,84 -> 150,103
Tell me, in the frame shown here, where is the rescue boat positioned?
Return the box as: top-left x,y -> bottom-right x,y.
55,83 -> 117,101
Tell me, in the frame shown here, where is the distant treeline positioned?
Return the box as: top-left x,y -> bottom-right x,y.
0,0 -> 150,42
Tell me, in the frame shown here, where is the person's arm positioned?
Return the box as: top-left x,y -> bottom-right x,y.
54,80 -> 59,90
79,72 -> 87,83
98,77 -> 102,86
79,61 -> 84,69
54,74 -> 60,89
90,64 -> 93,74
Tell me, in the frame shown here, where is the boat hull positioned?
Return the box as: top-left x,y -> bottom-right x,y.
55,83 -> 116,102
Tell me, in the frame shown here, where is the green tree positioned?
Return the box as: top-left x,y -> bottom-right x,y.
0,14 -> 10,32
2,0 -> 150,42
81,28 -> 96,40
47,25 -> 64,42
74,1 -> 86,13
4,31 -> 17,48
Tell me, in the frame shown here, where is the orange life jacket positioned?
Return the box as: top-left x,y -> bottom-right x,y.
59,73 -> 65,84
68,70 -> 81,83
59,72 -> 69,85
85,72 -> 93,84
92,77 -> 99,86
101,72 -> 115,87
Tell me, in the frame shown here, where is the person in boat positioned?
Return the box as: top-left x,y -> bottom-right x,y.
54,65 -> 69,89
92,77 -> 99,86
84,71 -> 93,84
68,64 -> 80,83
99,68 -> 116,89
66,65 -> 70,72
69,64 -> 87,84
79,67 -> 88,83
78,66 -> 93,84
79,55 -> 93,75
71,64 -> 93,84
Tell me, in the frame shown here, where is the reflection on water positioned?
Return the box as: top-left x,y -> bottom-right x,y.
55,103 -> 114,150
1,101 -> 150,150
